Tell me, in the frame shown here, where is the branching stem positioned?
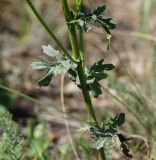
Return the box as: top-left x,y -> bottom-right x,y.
60,0 -> 97,122
60,0 -> 106,159
26,0 -> 77,63
27,0 -> 107,159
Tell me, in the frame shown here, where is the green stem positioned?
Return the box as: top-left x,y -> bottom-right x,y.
26,0 -> 77,63
60,1 -> 106,159
60,0 -> 80,59
98,149 -> 107,160
79,28 -> 85,66
77,62 -> 97,122
0,84 -> 41,104
60,0 -> 96,122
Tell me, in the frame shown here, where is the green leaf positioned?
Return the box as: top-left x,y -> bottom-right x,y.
70,5 -> 116,35
68,68 -> 77,81
37,69 -> 53,86
115,113 -> 125,126
88,80 -> 102,98
89,59 -> 115,73
90,113 -> 125,150
68,59 -> 114,98
88,72 -> 108,81
97,18 -> 116,34
92,5 -> 106,16
68,67 -> 81,87
85,59 -> 115,98
102,18 -> 116,29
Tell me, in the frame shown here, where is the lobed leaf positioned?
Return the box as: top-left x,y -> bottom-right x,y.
70,5 -> 116,36
68,59 -> 115,98
90,113 -> 125,150
32,45 -> 75,87
86,59 -> 115,98
89,59 -> 115,73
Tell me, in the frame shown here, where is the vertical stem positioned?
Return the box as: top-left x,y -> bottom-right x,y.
98,148 -> 107,160
60,0 -> 79,58
60,0 -> 96,122
79,28 -> 85,66
60,0 -> 106,159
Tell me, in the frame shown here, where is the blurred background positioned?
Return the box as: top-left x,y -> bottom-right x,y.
0,0 -> 156,159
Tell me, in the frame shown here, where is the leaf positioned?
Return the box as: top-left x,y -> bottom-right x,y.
70,18 -> 92,32
31,61 -> 50,70
89,59 -> 115,73
88,80 -> 102,98
68,68 -> 77,81
94,138 -> 107,150
42,45 -> 59,57
102,18 -> 116,29
32,45 -> 75,87
37,69 -> 53,86
90,113 -> 125,150
92,5 -> 106,16
88,72 -> 108,81
67,58 -> 114,99
68,67 -> 81,87
115,113 -> 125,126
77,19 -> 91,32
70,5 -> 116,35
85,59 -> 115,98
54,56 -> 72,75
95,17 -> 116,35
31,58 -> 58,70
